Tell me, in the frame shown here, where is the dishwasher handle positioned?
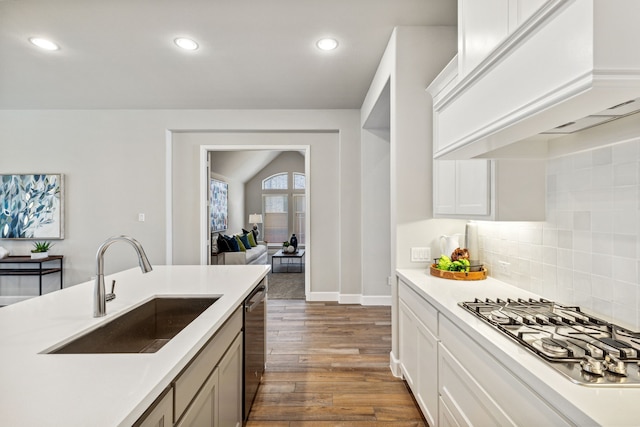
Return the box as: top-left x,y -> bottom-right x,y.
245,284 -> 266,313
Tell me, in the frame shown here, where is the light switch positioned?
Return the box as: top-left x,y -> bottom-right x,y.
411,247 -> 431,262
138,213 -> 145,222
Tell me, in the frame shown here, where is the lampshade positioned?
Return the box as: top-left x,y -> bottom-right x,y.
249,214 -> 263,224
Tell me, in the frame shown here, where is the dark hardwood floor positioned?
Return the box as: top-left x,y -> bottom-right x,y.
246,299 -> 427,426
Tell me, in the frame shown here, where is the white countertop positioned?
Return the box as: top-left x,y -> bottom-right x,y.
397,268 -> 639,427
0,264 -> 269,427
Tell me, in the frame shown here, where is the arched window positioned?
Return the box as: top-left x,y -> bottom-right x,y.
261,172 -> 305,245
262,173 -> 288,190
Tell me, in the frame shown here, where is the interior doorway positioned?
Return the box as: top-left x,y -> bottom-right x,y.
200,145 -> 311,299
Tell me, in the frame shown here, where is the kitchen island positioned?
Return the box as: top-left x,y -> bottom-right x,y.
396,269 -> 640,426
0,264 -> 269,427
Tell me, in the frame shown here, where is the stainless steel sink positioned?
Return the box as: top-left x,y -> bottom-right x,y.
50,296 -> 219,354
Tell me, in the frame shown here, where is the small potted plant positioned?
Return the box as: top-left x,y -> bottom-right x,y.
282,241 -> 290,251
31,241 -> 53,259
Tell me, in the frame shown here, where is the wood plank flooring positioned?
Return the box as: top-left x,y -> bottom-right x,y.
246,299 -> 427,426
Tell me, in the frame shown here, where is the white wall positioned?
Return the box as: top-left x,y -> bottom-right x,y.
479,134 -> 640,330
362,27 -> 464,276
0,109 -> 361,301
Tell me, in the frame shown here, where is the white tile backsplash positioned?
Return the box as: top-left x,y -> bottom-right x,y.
478,138 -> 640,329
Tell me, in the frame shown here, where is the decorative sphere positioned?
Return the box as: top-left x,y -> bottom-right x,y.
287,245 -> 295,253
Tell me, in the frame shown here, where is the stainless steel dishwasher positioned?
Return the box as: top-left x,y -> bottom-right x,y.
243,279 -> 266,422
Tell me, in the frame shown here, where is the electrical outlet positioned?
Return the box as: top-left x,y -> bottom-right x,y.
498,260 -> 511,275
411,247 -> 431,262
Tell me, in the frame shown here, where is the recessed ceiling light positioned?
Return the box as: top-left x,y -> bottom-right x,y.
29,37 -> 60,51
174,37 -> 199,51
316,38 -> 338,51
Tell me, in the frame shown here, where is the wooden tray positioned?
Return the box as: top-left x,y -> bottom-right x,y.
430,264 -> 487,281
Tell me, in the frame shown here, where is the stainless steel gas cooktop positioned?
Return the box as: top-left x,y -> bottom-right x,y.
459,298 -> 640,386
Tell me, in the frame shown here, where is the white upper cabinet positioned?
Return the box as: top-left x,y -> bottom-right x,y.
458,0 -> 547,78
431,0 -> 640,160
458,0 -> 510,77
433,159 -> 545,221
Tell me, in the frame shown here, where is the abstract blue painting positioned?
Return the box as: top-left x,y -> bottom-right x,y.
210,178 -> 228,232
0,174 -> 64,239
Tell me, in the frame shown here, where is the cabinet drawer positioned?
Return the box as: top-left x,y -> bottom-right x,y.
174,307 -> 242,421
439,315 -> 571,426
398,279 -> 437,335
439,343 -> 514,426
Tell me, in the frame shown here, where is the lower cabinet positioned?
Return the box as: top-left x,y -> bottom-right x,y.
398,281 -> 439,427
217,332 -> 243,427
134,386 -> 174,427
439,315 -> 571,426
397,279 -> 572,426
176,368 -> 219,427
177,333 -> 243,427
134,307 -> 243,427
438,343 -> 514,426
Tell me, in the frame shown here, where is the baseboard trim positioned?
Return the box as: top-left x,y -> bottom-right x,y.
306,292 -> 392,306
361,295 -> 392,306
306,292 -> 339,302
390,351 -> 403,378
338,294 -> 361,304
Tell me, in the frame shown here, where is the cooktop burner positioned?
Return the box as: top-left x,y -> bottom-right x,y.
459,298 -> 640,386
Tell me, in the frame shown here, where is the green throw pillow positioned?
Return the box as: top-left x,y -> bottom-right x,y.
235,235 -> 247,252
246,231 -> 257,247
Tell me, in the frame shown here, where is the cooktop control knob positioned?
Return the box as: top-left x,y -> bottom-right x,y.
605,354 -> 627,376
580,356 -> 604,376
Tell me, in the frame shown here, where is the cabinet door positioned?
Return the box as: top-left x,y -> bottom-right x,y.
434,160 -> 490,217
176,368 -> 219,427
416,322 -> 438,427
455,160 -> 490,215
433,160 -> 457,215
398,298 -> 438,427
218,333 -> 243,427
134,387 -> 173,427
398,300 -> 418,388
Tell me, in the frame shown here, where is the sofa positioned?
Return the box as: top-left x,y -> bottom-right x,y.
220,244 -> 267,265
213,232 -> 268,265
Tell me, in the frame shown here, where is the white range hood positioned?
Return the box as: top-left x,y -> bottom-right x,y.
430,0 -> 640,160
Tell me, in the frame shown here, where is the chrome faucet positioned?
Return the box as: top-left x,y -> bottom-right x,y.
94,235 -> 153,317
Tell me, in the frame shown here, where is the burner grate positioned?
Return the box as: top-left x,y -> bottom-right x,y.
459,298 -> 640,386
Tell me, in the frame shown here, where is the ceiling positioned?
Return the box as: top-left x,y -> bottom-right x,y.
0,0 -> 456,110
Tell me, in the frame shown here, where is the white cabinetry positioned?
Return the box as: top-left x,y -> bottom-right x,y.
397,278 -> 571,426
398,280 -> 439,427
434,159 -> 545,220
439,315 -> 571,426
458,0 -> 547,77
434,160 -> 489,216
432,0 -> 640,160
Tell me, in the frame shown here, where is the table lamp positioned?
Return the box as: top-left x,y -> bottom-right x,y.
249,214 -> 263,238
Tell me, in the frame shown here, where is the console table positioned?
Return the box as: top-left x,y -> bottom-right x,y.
0,255 -> 64,296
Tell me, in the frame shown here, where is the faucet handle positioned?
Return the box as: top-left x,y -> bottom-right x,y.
106,280 -> 116,302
